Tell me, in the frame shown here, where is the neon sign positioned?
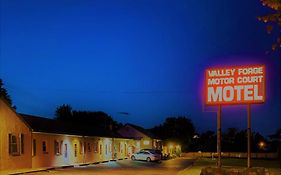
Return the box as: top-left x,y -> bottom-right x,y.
205,65 -> 265,105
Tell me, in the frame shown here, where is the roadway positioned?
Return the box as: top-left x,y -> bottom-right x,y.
27,157 -> 195,175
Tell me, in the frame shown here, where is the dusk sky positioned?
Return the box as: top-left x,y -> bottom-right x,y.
1,0 -> 280,136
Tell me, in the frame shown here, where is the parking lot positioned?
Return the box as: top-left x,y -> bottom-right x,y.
27,158 -> 195,175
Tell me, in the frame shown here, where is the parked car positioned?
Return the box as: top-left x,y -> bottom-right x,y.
141,149 -> 163,159
131,149 -> 161,162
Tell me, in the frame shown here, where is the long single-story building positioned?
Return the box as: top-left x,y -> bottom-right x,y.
0,98 -> 163,171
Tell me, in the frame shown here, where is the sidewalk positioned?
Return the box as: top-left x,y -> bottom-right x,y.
0,161 -> 105,175
0,167 -> 54,175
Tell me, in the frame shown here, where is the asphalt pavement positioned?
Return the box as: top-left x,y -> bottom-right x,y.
26,157 -> 196,175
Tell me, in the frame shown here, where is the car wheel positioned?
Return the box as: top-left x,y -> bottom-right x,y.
131,156 -> 136,160
146,157 -> 151,162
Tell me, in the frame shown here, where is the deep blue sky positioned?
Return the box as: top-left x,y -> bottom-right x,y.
1,0 -> 280,136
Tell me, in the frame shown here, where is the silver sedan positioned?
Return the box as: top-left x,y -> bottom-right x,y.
131,150 -> 161,162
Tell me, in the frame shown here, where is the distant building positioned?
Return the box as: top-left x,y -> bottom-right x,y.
117,123 -> 163,151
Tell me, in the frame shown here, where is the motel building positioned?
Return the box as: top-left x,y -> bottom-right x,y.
0,98 -> 163,171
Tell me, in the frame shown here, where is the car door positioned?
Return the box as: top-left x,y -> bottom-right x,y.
141,151 -> 150,160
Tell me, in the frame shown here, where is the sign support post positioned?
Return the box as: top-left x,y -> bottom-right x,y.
217,104 -> 222,168
247,104 -> 251,168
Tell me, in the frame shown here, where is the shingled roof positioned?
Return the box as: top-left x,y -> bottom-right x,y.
126,123 -> 160,139
20,113 -> 123,138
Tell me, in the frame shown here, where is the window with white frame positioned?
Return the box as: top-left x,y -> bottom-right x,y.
8,134 -> 18,155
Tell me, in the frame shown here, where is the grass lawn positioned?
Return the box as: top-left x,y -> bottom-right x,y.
178,158 -> 281,175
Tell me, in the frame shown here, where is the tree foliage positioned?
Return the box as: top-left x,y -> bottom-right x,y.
55,104 -> 72,120
55,104 -> 122,131
190,128 -> 269,152
150,116 -> 195,152
0,79 -> 15,109
258,0 -> 281,52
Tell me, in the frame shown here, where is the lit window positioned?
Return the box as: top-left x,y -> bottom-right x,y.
143,140 -> 150,145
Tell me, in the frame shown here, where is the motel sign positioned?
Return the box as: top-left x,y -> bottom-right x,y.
204,64 -> 265,168
205,65 -> 265,105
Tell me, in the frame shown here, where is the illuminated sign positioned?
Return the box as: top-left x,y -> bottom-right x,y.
205,65 -> 265,105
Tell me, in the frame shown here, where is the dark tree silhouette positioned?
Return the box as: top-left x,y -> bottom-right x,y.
150,116 -> 195,152
258,0 -> 281,52
198,130 -> 216,152
55,104 -> 73,120
0,79 -> 15,109
54,104 -> 122,131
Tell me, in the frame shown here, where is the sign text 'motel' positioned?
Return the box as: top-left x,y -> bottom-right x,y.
205,65 -> 265,105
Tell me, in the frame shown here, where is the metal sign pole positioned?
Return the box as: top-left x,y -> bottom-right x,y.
217,105 -> 222,168
247,104 -> 251,168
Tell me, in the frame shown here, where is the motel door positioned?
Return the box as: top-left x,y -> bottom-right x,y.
64,144 -> 69,165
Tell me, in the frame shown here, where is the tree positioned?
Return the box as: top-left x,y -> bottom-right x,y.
150,116 -> 195,152
198,130 -> 216,152
55,104 -> 73,120
0,79 -> 15,109
54,104 -> 122,131
258,0 -> 281,52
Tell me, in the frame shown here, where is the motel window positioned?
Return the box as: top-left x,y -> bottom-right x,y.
42,141 -> 47,153
87,143 -> 91,152
20,134 -> 24,154
105,144 -> 108,155
8,134 -> 18,155
74,144 -> 77,157
54,140 -> 60,155
143,140 -> 150,145
100,144 -> 102,155
94,142 -> 98,153
32,139 -> 36,156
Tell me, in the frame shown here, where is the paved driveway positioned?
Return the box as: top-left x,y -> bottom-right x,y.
28,158 -> 195,175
